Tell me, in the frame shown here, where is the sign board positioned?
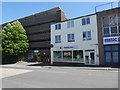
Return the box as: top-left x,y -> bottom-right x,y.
103,36 -> 120,45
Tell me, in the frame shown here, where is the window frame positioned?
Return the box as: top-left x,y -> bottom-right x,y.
82,17 -> 90,25
83,31 -> 92,40
55,35 -> 61,43
67,20 -> 74,28
67,33 -> 75,42
55,23 -> 61,30
102,14 -> 119,37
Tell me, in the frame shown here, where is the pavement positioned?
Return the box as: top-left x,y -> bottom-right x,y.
1,62 -> 119,71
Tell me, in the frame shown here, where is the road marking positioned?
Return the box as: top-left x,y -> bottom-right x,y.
82,69 -> 118,72
38,70 -> 68,74
1,68 -> 33,78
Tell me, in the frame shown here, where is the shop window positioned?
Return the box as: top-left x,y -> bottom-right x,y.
67,33 -> 75,42
67,20 -> 74,28
63,51 -> 72,61
55,35 -> 61,43
83,31 -> 91,40
53,51 -> 61,61
112,45 -> 118,51
105,52 -> 112,63
73,50 -> 83,62
55,23 -> 61,30
104,45 -> 111,51
82,17 -> 90,25
112,52 -> 119,63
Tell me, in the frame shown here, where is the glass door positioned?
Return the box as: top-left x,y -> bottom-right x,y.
90,52 -> 95,64
85,51 -> 95,65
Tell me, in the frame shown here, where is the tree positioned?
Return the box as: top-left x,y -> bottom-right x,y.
2,20 -> 29,63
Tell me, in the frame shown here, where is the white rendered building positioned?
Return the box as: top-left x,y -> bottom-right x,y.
51,14 -> 99,65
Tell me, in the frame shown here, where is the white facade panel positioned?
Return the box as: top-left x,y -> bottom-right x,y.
51,14 -> 99,65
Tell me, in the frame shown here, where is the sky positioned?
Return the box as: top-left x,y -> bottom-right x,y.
1,2 -> 119,24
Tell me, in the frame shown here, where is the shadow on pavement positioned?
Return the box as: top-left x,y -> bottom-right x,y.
27,62 -> 120,68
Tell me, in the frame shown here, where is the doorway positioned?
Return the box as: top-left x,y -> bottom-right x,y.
85,50 -> 95,65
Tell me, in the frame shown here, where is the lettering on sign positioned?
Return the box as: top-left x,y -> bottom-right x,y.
104,38 -> 117,43
64,46 -> 74,49
103,37 -> 120,44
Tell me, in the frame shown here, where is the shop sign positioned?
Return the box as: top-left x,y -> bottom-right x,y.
103,36 -> 120,44
64,46 -> 74,49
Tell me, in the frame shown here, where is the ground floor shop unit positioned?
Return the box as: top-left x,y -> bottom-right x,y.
104,44 -> 120,66
51,46 -> 99,65
103,36 -> 120,66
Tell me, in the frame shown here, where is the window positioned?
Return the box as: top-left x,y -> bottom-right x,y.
82,17 -> 90,25
82,19 -> 85,25
118,14 -> 120,25
55,24 -> 61,30
67,34 -> 75,42
112,52 -> 119,63
102,17 -> 109,27
109,15 -> 117,26
53,51 -> 62,61
111,26 -> 117,35
73,50 -> 83,62
86,18 -> 90,24
103,27 -> 110,36
63,51 -> 72,61
104,45 -> 111,51
102,14 -> 119,36
55,35 -> 61,43
119,26 -> 120,34
83,31 -> 91,40
67,21 -> 74,28
105,52 -> 112,63
112,45 -> 118,51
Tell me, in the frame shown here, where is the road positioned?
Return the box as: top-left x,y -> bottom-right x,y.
1,64 -> 118,88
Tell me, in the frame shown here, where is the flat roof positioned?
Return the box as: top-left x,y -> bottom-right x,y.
51,7 -> 120,25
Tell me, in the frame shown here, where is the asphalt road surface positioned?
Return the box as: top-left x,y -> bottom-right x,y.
1,65 -> 118,88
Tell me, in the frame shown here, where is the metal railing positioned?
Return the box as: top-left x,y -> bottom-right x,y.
95,1 -> 119,13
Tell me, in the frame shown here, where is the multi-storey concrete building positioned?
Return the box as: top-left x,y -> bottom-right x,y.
51,14 -> 99,65
2,7 -> 67,62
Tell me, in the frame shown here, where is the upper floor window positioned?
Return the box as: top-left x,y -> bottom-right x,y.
67,21 -> 74,28
67,33 -> 75,42
109,15 -> 117,26
102,14 -> 119,37
83,31 -> 91,40
55,24 -> 61,30
82,17 -> 90,25
55,35 -> 61,43
118,14 -> 120,25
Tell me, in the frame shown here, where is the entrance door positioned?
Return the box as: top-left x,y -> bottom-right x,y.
85,51 -> 95,65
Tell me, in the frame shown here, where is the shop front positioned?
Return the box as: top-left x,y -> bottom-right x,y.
53,50 -> 84,63
52,45 -> 99,65
103,36 -> 120,66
